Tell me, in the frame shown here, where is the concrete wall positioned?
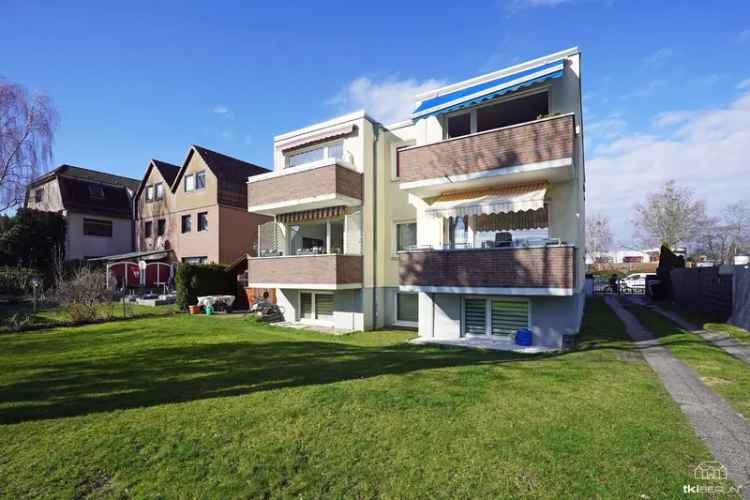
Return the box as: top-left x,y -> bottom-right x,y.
275,287 -> 364,331
65,212 -> 133,260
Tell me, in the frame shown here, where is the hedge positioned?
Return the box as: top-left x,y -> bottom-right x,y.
175,263 -> 235,309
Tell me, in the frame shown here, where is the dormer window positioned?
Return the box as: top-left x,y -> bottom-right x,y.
285,140 -> 344,169
88,184 -> 105,199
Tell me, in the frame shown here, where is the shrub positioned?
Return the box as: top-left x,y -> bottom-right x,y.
175,263 -> 235,310
54,267 -> 113,322
0,266 -> 41,296
0,209 -> 66,270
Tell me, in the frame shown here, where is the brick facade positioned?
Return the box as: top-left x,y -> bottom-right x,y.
398,115 -> 575,183
399,246 -> 575,289
248,254 -> 363,286
248,164 -> 363,209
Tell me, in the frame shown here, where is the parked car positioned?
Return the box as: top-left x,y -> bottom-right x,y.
619,273 -> 648,289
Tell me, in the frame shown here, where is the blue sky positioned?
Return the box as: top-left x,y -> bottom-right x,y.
3,0 -> 749,243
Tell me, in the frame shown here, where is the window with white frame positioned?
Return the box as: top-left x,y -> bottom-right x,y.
463,297 -> 529,337
300,292 -> 334,322
285,140 -> 344,168
146,185 -> 154,202
395,222 -> 417,252
184,173 -> 195,192
155,182 -> 164,200
395,292 -> 418,325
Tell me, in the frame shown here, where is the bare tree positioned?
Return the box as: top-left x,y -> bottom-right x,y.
695,201 -> 750,263
632,180 -> 707,249
0,80 -> 58,211
585,212 -> 613,262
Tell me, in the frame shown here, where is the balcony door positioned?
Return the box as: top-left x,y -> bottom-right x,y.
463,297 -> 529,337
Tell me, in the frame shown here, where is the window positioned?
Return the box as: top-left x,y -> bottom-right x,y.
83,218 -> 112,237
34,188 -> 43,203
396,292 -> 418,325
300,292 -> 334,322
184,174 -> 195,192
463,297 -> 529,336
146,185 -> 154,202
155,182 -> 164,200
195,171 -> 206,190
197,212 -> 208,231
181,214 -> 192,233
88,184 -> 105,199
285,141 -> 344,168
182,256 -> 208,264
447,112 -> 471,138
157,218 -> 166,236
144,221 -> 153,238
396,222 -> 417,252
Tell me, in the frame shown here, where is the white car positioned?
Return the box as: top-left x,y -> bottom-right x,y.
619,273 -> 648,289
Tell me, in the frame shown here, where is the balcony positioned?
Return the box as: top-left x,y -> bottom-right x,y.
247,160 -> 363,215
398,114 -> 575,196
399,245 -> 576,294
248,254 -> 363,289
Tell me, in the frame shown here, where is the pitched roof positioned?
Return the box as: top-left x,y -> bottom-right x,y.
172,145 -> 269,208
57,176 -> 133,218
152,160 -> 180,186
30,164 -> 140,193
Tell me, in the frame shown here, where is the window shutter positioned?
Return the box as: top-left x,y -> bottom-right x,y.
490,299 -> 528,336
464,299 -> 486,335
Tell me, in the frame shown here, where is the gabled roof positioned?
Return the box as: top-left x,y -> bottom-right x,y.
134,159 -> 180,202
30,164 -> 140,192
171,145 -> 269,208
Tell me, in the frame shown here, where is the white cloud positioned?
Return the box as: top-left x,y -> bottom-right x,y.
212,105 -> 231,117
642,48 -> 673,67
587,91 -> 750,243
737,79 -> 750,90
621,79 -> 667,99
587,114 -> 627,140
330,76 -> 445,124
653,110 -> 691,128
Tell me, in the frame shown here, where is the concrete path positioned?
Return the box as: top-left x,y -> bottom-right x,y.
647,304 -> 750,367
605,297 -> 750,498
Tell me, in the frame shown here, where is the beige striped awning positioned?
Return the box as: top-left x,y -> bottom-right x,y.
276,206 -> 347,224
426,182 -> 548,218
278,124 -> 357,152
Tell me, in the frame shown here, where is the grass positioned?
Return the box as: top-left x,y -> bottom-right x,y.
660,301 -> 750,345
626,302 -> 750,420
0,301 -> 177,332
0,299 -> 732,499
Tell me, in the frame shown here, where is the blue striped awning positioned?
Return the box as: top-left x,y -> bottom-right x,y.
412,59 -> 565,119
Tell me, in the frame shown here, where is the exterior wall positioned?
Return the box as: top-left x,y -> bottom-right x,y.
248,255 -> 363,286
400,246 -> 576,290
26,178 -> 64,212
247,163 -> 362,208
397,115 -> 575,183
136,165 -> 176,255
219,206 -> 270,263
275,287 -> 364,331
416,291 -> 583,347
65,212 -> 133,260
173,204 -> 220,263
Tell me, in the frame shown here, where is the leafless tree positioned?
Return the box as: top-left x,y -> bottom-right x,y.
632,180 -> 707,249
585,212 -> 613,262
695,201 -> 750,263
0,80 -> 58,211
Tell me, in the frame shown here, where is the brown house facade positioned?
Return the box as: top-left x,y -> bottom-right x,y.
134,145 -> 270,265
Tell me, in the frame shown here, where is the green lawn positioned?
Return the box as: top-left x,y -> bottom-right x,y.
0,299 -> 733,498
627,303 -> 750,420
659,302 -> 750,345
0,301 -> 177,332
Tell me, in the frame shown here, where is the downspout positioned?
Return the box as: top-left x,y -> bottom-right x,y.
371,122 -> 380,329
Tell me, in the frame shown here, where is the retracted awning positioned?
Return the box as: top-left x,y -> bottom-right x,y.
412,59 -> 564,119
425,183 -> 547,218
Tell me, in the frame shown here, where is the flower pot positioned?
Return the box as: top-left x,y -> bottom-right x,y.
189,305 -> 202,315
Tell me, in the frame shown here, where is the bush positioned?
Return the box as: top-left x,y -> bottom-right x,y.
0,209 -> 66,270
54,267 -> 113,322
175,263 -> 235,310
0,266 -> 41,296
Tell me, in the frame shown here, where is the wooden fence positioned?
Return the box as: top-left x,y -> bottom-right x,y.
670,267 -> 733,321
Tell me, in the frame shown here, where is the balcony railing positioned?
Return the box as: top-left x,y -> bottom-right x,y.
247,160 -> 363,215
248,254 -> 363,288
397,114 -> 575,186
399,245 -> 575,292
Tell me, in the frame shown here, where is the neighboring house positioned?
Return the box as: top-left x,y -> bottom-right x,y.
24,164 -> 140,260
133,145 -> 270,266
246,47 -> 586,347
586,249 -> 657,265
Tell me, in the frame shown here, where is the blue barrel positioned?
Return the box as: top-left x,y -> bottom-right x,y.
515,328 -> 533,346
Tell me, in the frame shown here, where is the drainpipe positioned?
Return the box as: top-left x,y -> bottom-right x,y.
371,122 -> 380,329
